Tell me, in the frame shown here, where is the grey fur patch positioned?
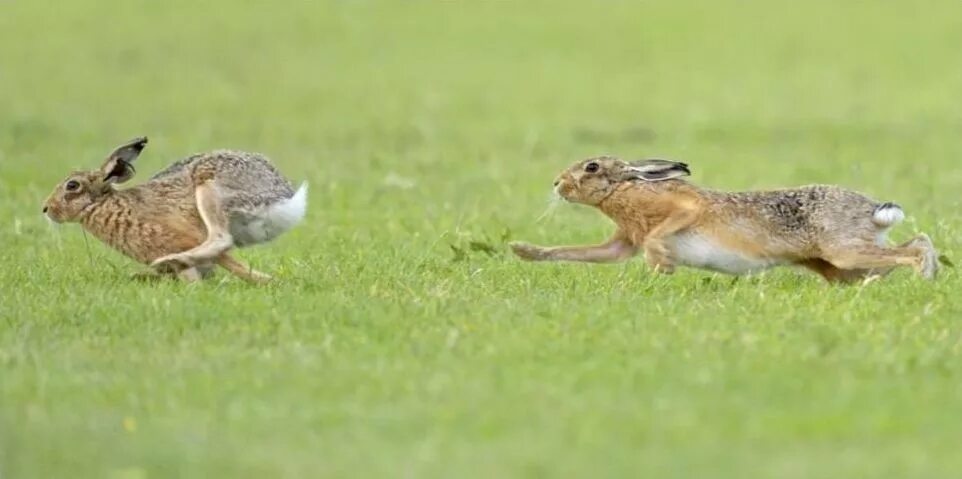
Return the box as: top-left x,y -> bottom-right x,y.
150,150 -> 297,213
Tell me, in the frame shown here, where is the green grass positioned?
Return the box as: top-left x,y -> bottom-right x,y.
2,1 -> 962,477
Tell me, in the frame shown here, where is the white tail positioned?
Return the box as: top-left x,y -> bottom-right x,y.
230,182 -> 308,247
268,182 -> 308,232
872,202 -> 904,227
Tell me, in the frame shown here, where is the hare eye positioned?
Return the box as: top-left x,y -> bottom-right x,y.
584,162 -> 600,173
65,180 -> 80,191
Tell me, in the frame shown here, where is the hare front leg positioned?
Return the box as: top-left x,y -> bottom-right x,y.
510,231 -> 637,263
133,263 -> 215,283
176,266 -> 203,283
643,209 -> 699,274
143,260 -> 207,283
152,180 -> 234,270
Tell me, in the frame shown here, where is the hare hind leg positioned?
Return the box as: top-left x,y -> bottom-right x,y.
902,234 -> 939,279
820,236 -> 936,281
152,180 -> 234,270
797,259 -> 873,284
217,253 -> 272,284
804,236 -> 937,283
153,181 -> 274,284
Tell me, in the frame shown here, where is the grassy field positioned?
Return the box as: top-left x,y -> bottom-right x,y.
2,1 -> 962,477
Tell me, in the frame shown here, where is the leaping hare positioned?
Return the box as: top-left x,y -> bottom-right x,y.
510,156 -> 939,283
42,137 -> 307,283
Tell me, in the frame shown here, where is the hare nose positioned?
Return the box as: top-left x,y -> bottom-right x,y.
42,206 -> 48,213
553,179 -> 560,187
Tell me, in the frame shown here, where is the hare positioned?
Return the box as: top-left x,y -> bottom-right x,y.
42,137 -> 307,283
510,156 -> 940,283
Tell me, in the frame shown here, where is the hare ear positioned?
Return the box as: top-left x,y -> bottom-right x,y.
101,136 -> 148,184
627,159 -> 691,182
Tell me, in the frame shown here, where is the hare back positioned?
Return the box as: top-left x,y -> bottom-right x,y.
149,150 -> 306,247
152,150 -> 296,206
709,185 -> 892,244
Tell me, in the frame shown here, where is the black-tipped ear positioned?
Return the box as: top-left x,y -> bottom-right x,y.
101,136 -> 147,184
626,159 -> 691,182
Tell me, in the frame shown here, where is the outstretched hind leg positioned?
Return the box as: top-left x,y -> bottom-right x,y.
797,259 -> 873,284
819,236 -> 936,281
152,180 -> 234,269
216,253 -> 272,284
804,235 -> 938,283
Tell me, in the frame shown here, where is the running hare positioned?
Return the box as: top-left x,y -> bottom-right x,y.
511,156 -> 939,283
43,137 -> 307,283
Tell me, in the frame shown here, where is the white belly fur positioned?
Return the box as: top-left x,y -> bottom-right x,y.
666,233 -> 781,275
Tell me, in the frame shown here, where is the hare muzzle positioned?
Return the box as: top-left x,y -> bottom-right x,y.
41,202 -> 62,223
554,178 -> 575,201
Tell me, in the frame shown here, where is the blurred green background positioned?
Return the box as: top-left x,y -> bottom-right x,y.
2,1 -> 961,478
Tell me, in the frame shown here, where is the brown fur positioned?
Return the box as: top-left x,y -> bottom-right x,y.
43,137 -> 303,283
511,156 -> 939,282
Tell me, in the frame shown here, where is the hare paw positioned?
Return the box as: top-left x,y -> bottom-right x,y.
510,242 -> 548,261
177,267 -> 203,283
644,242 -> 674,273
902,234 -> 939,280
152,253 -> 194,270
248,270 -> 273,284
130,270 -> 167,282
915,234 -> 940,280
651,262 -> 676,275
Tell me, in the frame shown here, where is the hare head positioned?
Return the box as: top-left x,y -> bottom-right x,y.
43,137 -> 148,223
553,156 -> 691,206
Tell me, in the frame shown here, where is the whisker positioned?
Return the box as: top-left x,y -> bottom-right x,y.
81,228 -> 94,269
45,216 -> 64,253
535,191 -> 563,223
